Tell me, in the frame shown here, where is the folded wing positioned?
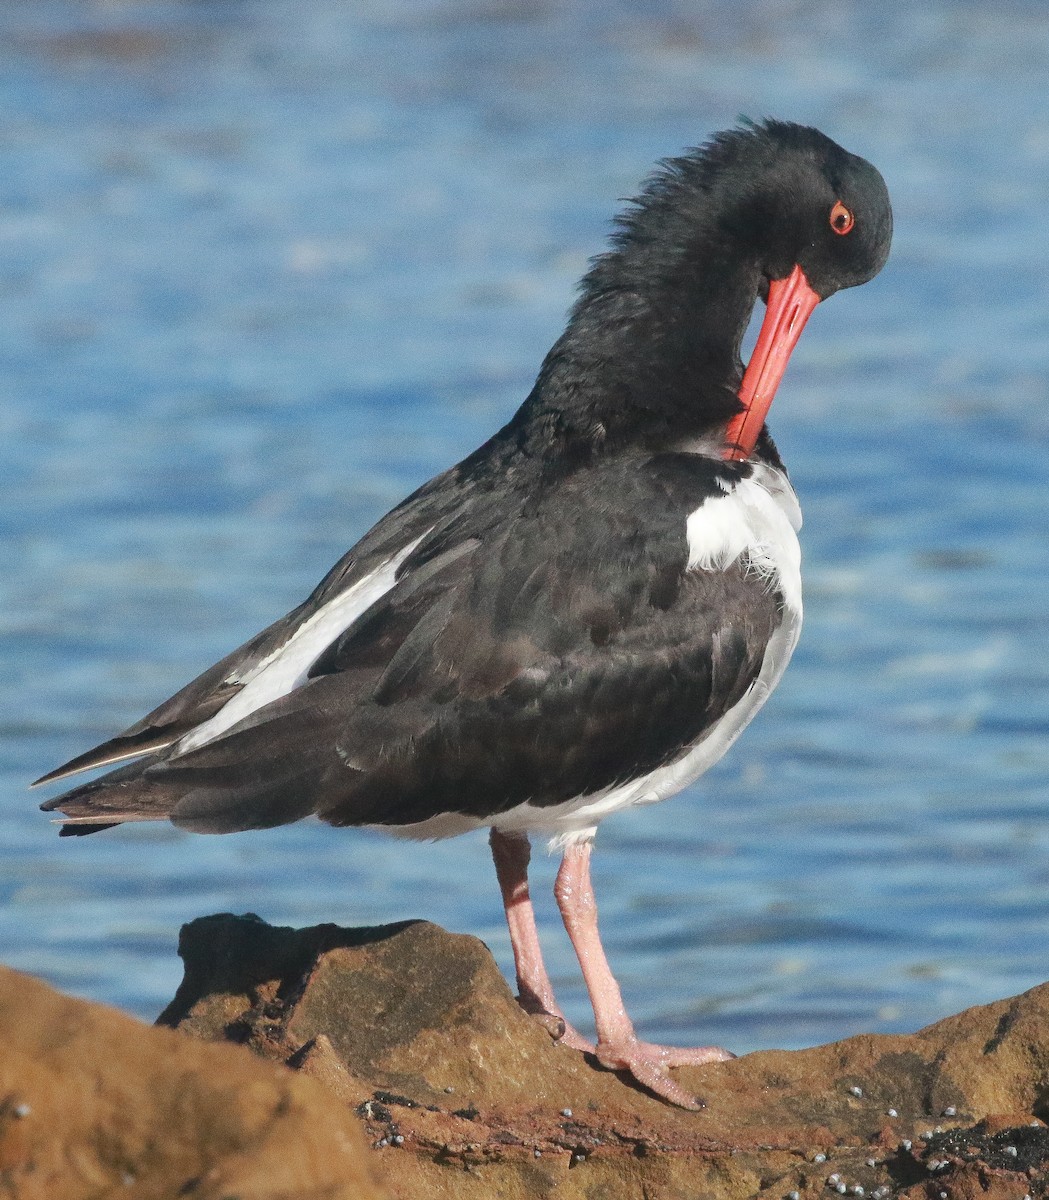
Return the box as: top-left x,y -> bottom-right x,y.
41,453 -> 790,837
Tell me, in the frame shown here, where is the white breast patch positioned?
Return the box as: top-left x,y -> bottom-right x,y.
686,463 -> 802,615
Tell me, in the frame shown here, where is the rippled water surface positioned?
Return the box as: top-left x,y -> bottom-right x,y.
5,0 -> 1049,1052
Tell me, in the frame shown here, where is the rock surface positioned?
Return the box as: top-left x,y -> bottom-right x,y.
0,960 -> 387,1200
161,913 -> 1049,1199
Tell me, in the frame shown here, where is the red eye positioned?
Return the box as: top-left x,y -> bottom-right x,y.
830,200 -> 854,235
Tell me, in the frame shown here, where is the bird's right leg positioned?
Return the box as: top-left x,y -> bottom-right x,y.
553,839 -> 733,1109
489,828 -> 594,1051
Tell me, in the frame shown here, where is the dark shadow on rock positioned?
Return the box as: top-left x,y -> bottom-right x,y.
158,912 -> 428,1046
158,912 -> 568,1106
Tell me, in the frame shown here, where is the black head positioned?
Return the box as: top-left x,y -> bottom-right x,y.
598,118 -> 892,305
717,120 -> 893,300
513,120 -> 892,459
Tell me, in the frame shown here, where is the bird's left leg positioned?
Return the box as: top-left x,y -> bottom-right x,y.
554,837 -> 734,1109
489,829 -> 594,1051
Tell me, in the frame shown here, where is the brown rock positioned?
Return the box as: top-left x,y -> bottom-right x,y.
0,960 -> 387,1200
162,913 -> 1049,1199
159,914 -> 608,1111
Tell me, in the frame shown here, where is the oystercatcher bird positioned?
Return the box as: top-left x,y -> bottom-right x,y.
37,120 -> 892,1108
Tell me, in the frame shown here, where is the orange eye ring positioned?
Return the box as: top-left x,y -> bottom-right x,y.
830,200 -> 854,235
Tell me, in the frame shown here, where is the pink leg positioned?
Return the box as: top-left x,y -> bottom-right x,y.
554,839 -> 734,1109
488,829 -> 594,1052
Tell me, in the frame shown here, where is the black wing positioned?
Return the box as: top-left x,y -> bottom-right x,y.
42,453 -> 784,834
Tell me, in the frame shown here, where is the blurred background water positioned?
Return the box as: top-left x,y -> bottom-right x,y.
4,0 -> 1049,1053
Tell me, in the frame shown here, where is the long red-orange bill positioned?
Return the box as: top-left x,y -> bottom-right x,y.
723,264 -> 821,461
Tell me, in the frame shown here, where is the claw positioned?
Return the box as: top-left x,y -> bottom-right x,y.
519,1002 -> 595,1053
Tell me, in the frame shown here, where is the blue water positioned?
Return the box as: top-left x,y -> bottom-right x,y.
4,1 -> 1049,1055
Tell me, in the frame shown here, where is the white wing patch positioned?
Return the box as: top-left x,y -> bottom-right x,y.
177,532 -> 430,754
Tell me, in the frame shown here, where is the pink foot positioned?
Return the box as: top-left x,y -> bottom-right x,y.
632,1040 -> 736,1068
594,1038 -> 735,1110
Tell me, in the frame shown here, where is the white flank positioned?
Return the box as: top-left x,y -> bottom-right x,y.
377,464 -> 804,848
177,532 -> 430,754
